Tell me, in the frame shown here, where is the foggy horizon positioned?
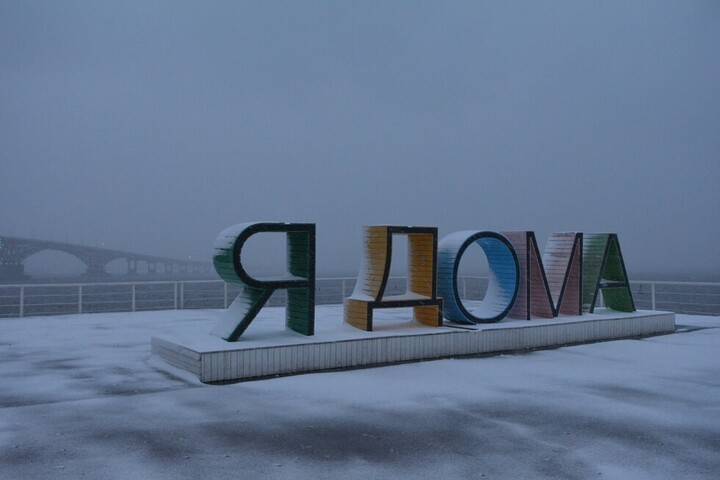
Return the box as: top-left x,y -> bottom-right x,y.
2,2 -> 719,281
8,228 -> 720,282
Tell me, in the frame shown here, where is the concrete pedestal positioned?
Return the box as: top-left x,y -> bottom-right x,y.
152,309 -> 675,383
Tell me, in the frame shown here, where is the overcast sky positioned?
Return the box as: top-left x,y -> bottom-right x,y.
1,1 -> 719,278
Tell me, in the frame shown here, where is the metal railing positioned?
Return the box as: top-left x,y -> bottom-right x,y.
630,280 -> 720,316
0,277 -> 718,318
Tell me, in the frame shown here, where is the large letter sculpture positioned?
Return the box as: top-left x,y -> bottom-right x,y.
502,231 -> 583,319
344,226 -> 443,331
438,231 -> 519,324
212,222 -> 315,341
582,233 -> 635,313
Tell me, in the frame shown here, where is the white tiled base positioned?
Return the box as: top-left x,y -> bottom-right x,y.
152,309 -> 675,383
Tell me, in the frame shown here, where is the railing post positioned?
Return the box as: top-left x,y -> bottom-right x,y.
342,278 -> 346,300
19,286 -> 24,318
180,282 -> 184,310
651,282 -> 656,310
224,282 -> 228,309
79,285 -> 83,314
132,284 -> 136,312
174,282 -> 178,310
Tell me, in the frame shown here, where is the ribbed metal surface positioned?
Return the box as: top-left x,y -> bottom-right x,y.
345,226 -> 441,331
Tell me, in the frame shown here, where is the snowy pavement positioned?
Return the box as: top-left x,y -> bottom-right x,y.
1,308 -> 719,479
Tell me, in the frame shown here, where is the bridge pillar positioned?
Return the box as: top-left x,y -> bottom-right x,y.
0,264 -> 29,282
128,259 -> 137,275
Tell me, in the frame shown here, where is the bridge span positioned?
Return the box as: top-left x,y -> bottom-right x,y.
0,236 -> 213,282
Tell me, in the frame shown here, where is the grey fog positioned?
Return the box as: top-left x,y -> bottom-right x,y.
1,1 -> 719,280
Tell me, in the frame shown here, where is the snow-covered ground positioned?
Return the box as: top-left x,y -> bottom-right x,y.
1,307 -> 718,479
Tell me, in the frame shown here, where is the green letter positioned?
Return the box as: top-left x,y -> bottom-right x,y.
212,222 -> 315,341
582,233 -> 635,313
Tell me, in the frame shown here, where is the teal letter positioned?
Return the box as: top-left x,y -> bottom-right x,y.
212,222 -> 315,341
582,233 -> 635,313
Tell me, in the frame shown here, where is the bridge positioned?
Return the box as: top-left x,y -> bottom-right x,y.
0,235 -> 213,282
